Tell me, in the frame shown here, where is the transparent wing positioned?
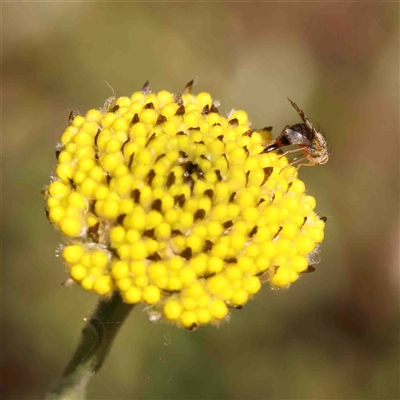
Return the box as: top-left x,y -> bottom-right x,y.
284,128 -> 312,147
287,98 -> 315,133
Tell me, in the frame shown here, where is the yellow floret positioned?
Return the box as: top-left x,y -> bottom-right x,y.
49,206 -> 65,223
56,164 -> 74,183
81,277 -> 94,290
230,110 -> 249,125
180,311 -> 198,328
123,287 -> 142,303
78,158 -> 95,173
49,181 -> 70,198
142,286 -> 161,304
61,128 -> 77,145
74,131 -> 93,147
101,200 -> 120,220
243,276 -> 262,294
304,225 -> 325,243
60,217 -> 82,237
164,300 -> 182,320
125,229 -> 140,244
62,245 -> 85,264
80,178 -> 98,198
207,275 -> 227,295
85,109 -> 103,122
295,235 -> 316,255
197,309 -> 212,324
93,276 -> 113,295
231,289 -> 249,306
102,153 -> 124,174
130,242 -> 147,260
68,192 -> 87,210
90,250 -> 109,268
157,90 -> 174,104
292,256 -> 309,273
130,260 -> 147,276
210,300 -> 228,319
80,253 -> 92,268
110,226 -> 125,244
116,277 -> 132,292
111,260 -> 130,279
70,264 -> 87,281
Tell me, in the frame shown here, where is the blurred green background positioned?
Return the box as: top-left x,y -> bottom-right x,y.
2,2 -> 399,399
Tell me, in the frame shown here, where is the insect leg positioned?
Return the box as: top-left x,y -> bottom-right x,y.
288,156 -> 315,170
278,147 -> 304,158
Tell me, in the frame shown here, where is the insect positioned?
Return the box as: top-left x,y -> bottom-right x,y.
262,98 -> 329,168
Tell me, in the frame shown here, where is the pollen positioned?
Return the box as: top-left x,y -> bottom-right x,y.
44,83 -> 326,329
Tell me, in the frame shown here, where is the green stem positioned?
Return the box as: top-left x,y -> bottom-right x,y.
46,291 -> 134,400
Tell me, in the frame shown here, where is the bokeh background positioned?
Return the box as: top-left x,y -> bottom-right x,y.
2,2 -> 399,399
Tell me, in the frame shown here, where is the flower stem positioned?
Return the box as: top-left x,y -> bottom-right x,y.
46,291 -> 134,400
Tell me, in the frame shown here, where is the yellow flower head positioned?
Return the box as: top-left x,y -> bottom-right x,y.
44,83 -> 326,329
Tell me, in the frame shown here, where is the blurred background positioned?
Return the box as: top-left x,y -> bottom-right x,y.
2,2 -> 399,399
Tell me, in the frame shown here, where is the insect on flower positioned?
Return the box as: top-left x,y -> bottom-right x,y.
262,98 -> 329,168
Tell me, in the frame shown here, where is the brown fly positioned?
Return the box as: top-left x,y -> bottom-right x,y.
262,98 -> 329,168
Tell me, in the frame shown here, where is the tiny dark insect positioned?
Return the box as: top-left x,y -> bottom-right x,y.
262,98 -> 329,168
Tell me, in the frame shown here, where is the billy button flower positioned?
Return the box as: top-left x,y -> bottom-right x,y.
44,82 -> 326,330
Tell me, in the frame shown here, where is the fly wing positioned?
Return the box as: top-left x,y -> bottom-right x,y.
287,98 -> 315,133
284,128 -> 312,147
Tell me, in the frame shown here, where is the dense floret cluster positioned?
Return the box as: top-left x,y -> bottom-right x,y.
44,85 -> 325,328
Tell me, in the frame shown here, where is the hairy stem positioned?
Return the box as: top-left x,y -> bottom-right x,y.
46,291 -> 134,400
